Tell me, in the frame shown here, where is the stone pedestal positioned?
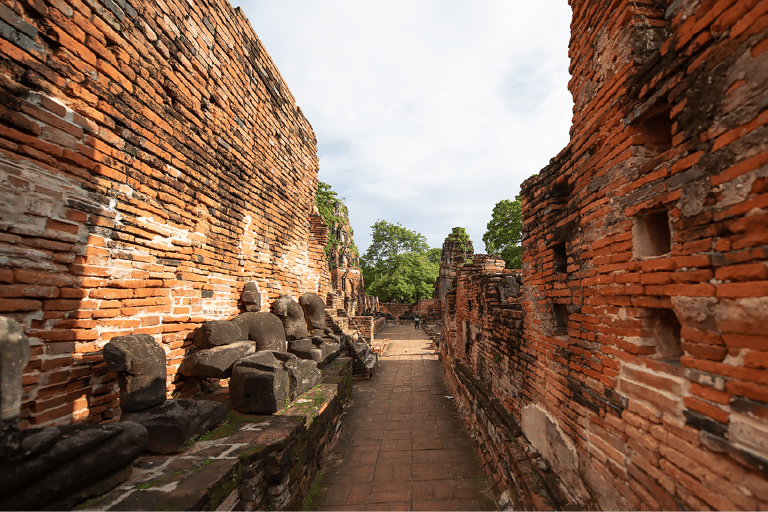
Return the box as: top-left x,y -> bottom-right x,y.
230,352 -> 321,414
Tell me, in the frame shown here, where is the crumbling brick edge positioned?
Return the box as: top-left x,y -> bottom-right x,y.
441,356 -> 582,511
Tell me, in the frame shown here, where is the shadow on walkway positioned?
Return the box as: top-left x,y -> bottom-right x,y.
303,324 -> 497,511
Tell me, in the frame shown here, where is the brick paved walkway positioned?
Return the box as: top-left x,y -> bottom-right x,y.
304,324 -> 497,511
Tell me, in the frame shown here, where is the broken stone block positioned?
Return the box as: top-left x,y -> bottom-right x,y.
344,336 -> 378,379
231,311 -> 287,352
299,292 -> 328,333
499,275 -> 520,302
273,294 -> 309,340
241,281 -> 262,312
0,422 -> 148,510
121,399 -> 228,454
287,337 -> 340,368
103,334 -> 167,413
193,319 -> 243,349
230,351 -> 321,414
178,340 -> 257,379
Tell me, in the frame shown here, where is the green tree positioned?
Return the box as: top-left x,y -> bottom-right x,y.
367,252 -> 438,303
483,195 -> 523,269
361,220 -> 437,303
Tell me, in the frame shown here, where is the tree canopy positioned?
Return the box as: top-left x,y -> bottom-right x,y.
482,195 -> 523,269
361,220 -> 437,303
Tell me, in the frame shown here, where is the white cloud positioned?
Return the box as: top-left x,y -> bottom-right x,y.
235,0 -> 573,254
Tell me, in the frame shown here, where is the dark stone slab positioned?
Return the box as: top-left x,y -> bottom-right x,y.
178,340 -> 257,378
103,334 -> 167,412
288,338 -> 340,368
0,422 -> 148,510
122,399 -> 228,454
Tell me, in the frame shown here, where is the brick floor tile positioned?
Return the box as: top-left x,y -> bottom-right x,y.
346,484 -> 373,505
378,451 -> 411,465
370,489 -> 411,503
413,480 -> 452,500
412,499 -> 457,510
322,484 -> 353,506
372,480 -> 412,493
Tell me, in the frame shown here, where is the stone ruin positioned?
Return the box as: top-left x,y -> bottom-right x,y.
0,288 -> 376,509
103,334 -> 227,454
0,318 -> 148,510
176,291 -> 376,414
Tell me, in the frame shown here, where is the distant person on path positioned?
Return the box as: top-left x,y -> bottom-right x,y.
414,313 -> 420,329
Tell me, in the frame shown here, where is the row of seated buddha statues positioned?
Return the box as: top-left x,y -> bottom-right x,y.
0,289 -> 376,510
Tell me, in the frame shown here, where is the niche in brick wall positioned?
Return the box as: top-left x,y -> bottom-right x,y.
640,108 -> 673,153
551,177 -> 573,200
633,209 -> 671,257
553,242 -> 568,273
552,303 -> 569,335
643,308 -> 682,363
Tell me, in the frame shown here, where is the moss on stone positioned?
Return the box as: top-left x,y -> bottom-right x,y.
197,411 -> 268,442
203,465 -> 242,511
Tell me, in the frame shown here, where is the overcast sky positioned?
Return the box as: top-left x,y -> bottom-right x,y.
235,1 -> 574,255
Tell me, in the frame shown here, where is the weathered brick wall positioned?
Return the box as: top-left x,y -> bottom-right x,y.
416,298 -> 440,320
517,0 -> 768,509
0,0 -> 332,428
379,302 -> 416,318
440,256 -> 526,415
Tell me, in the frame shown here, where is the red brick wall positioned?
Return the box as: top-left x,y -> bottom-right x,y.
417,298 -> 441,320
441,0 -> 768,510
0,0 -> 331,427
518,0 -> 768,509
379,303 -> 416,318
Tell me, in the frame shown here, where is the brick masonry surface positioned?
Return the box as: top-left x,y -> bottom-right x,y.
0,0 -> 338,428
439,0 -> 768,510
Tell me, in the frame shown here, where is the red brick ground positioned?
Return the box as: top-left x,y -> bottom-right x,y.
304,324 -> 496,511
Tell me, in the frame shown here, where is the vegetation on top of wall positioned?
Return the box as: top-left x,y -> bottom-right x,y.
447,227 -> 474,265
483,195 -> 522,269
315,181 -> 359,268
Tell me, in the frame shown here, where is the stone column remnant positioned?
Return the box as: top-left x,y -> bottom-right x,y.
0,317 -> 29,425
103,334 -> 168,413
241,281 -> 262,312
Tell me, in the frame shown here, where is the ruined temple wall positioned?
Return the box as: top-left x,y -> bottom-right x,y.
517,0 -> 768,509
0,0 -> 331,428
439,256 -> 527,412
379,302 -> 415,319
416,298 -> 440,320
